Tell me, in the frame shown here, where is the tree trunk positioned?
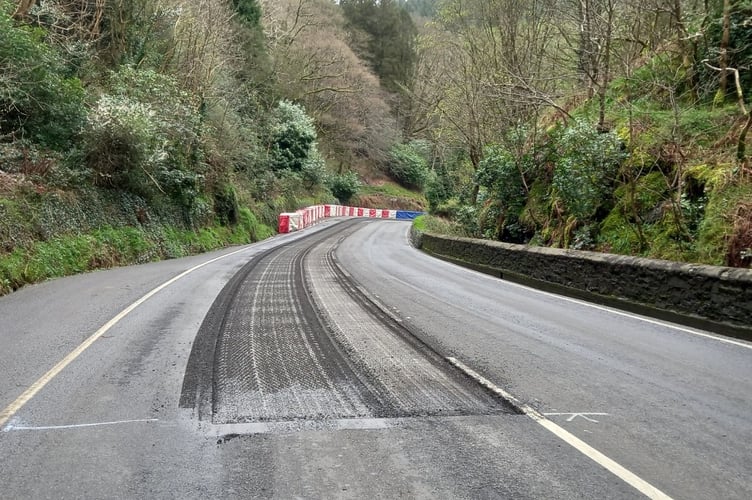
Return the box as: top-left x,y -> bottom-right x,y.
578,0 -> 596,96
737,112 -> 752,169
13,0 -> 36,19
469,142 -> 481,205
719,0 -> 731,99
674,0 -> 699,101
597,0 -> 614,132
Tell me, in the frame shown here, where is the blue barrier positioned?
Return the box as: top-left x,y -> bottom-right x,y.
395,211 -> 424,220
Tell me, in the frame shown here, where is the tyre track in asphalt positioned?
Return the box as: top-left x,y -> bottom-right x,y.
181,220 -> 510,425
304,231 -> 504,417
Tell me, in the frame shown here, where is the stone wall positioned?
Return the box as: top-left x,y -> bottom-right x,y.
411,228 -> 752,335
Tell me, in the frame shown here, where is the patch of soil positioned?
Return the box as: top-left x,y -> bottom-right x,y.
726,202 -> 752,268
0,171 -> 31,195
353,193 -> 425,211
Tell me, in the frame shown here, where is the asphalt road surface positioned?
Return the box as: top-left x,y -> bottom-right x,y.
0,219 -> 750,499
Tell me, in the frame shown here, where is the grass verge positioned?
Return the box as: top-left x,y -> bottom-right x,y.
0,206 -> 273,296
412,214 -> 468,237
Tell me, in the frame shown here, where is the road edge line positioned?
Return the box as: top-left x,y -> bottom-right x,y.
447,357 -> 674,500
0,246 -> 251,429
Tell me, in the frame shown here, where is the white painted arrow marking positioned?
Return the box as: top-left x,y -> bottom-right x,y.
448,357 -> 673,500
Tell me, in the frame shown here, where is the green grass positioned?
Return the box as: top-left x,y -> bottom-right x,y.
412,214 -> 427,232
0,208 -> 273,296
696,180 -> 752,265
412,214 -> 468,237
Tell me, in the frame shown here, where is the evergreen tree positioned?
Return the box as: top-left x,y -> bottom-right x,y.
401,0 -> 438,17
231,0 -> 275,105
340,0 -> 418,93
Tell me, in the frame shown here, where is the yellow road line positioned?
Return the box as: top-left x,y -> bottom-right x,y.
0,246 -> 250,429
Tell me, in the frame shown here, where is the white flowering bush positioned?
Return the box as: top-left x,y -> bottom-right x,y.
82,67 -> 203,205
83,94 -> 158,190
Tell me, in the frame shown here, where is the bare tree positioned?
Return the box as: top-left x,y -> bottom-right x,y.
13,0 -> 36,19
260,0 -> 401,166
718,0 -> 732,99
411,0 -> 570,203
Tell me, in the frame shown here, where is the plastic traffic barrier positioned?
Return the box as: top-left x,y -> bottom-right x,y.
277,204 -> 424,233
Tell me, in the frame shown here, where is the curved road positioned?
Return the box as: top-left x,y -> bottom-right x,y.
0,219 -> 750,498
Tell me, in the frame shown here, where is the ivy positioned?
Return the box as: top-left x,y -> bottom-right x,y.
552,120 -> 627,221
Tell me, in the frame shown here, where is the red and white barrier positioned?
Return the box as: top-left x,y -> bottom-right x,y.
278,204 -> 420,234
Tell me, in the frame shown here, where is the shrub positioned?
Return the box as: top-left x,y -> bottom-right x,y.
214,183 -> 239,226
425,166 -> 453,211
82,67 -> 204,206
327,171 -> 361,204
269,100 -> 317,172
0,7 -> 85,149
387,141 -> 429,189
83,94 -> 157,190
552,120 -> 627,221
476,143 -> 529,218
300,147 -> 328,189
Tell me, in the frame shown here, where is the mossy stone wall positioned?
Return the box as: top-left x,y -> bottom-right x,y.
412,228 -> 752,335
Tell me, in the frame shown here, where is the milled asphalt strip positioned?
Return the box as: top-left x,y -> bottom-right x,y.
0,245 -> 252,430
447,357 -> 674,500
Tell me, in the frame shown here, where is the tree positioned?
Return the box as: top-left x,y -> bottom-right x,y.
268,100 -> 317,172
231,0 -> 274,101
260,0 -> 401,167
340,0 -> 418,93
411,0 -> 568,203
13,0 -> 35,19
0,6 -> 85,149
401,0 -> 438,18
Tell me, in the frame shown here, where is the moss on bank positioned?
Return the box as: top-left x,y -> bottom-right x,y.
0,185 -> 275,296
0,209 -> 273,296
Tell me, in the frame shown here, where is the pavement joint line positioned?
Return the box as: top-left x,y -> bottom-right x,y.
447,357 -> 674,500
0,245 -> 253,429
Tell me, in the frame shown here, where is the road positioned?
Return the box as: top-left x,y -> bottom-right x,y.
0,219 -> 750,499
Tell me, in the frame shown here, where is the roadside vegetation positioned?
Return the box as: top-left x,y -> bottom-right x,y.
1,0 -> 750,296
407,0 -> 752,268
0,0 -> 423,294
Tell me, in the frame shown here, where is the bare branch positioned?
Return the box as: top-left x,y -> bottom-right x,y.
703,60 -> 748,115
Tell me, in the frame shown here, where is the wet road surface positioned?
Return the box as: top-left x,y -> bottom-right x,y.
0,219 -> 750,498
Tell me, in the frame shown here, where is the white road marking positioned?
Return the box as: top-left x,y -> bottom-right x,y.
543,412 -> 610,423
0,245 -> 253,429
4,418 -> 158,432
448,357 -> 674,500
410,226 -> 752,351
500,282 -> 752,351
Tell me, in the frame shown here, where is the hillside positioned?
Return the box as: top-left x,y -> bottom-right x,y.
1,0 -> 751,297
407,0 -> 752,269
0,0 -> 424,294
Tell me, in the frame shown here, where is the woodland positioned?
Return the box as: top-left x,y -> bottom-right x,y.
0,0 -> 751,294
